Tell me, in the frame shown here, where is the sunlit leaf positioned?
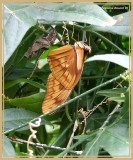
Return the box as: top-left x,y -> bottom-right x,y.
3,136 -> 16,157
89,12 -> 130,36
4,3 -> 116,64
86,54 -> 130,69
4,93 -> 45,113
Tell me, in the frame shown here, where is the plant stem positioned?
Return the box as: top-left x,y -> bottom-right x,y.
82,75 -> 114,79
76,78 -> 82,116
65,105 -> 73,122
9,137 -> 82,155
90,31 -> 126,55
88,62 -> 110,110
72,24 -> 126,55
4,71 -> 128,134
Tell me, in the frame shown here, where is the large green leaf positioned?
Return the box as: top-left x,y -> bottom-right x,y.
82,121 -> 129,157
89,12 -> 130,36
4,92 -> 44,113
82,92 -> 129,157
101,122 -> 129,156
4,3 -> 116,64
85,54 -> 130,69
4,108 -> 40,131
3,135 -> 16,157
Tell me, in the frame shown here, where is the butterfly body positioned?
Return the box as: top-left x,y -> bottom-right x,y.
42,42 -> 91,113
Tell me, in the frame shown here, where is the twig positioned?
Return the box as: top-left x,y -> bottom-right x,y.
9,137 -> 82,155
78,108 -> 88,134
4,71 -> 128,134
87,97 -> 108,118
63,120 -> 79,157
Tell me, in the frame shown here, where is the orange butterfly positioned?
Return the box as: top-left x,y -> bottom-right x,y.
42,42 -> 91,113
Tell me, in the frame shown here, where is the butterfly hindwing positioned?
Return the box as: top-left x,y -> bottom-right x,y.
42,73 -> 72,113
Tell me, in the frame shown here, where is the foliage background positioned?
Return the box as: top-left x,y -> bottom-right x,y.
3,2 -> 130,158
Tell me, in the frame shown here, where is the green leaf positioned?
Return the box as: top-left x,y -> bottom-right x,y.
4,3 -> 116,64
101,122 -> 129,156
3,135 -> 16,157
4,92 -> 44,113
4,5 -> 31,64
40,45 -> 59,59
97,88 -> 127,102
5,78 -> 46,90
82,121 -> 129,157
4,108 -> 40,131
81,140 -> 100,156
114,90 -> 129,121
82,95 -> 129,157
56,130 -> 98,157
89,12 -> 130,36
5,68 -> 32,80
108,97 -> 125,103
86,54 -> 130,69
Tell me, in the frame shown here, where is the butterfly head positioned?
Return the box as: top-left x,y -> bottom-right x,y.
75,41 -> 91,54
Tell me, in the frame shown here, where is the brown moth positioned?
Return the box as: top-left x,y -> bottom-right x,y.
25,27 -> 56,58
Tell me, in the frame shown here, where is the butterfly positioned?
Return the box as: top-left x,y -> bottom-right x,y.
42,41 -> 91,113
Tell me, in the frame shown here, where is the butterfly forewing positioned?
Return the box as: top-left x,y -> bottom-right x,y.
48,45 -> 77,89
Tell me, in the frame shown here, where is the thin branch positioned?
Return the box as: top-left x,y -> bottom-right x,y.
9,137 -> 82,155
78,108 -> 88,134
64,120 -> 79,157
67,120 -> 79,147
4,71 -> 128,134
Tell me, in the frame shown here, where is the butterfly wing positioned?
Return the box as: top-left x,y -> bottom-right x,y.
42,42 -> 87,114
48,45 -> 78,89
42,73 -> 72,113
